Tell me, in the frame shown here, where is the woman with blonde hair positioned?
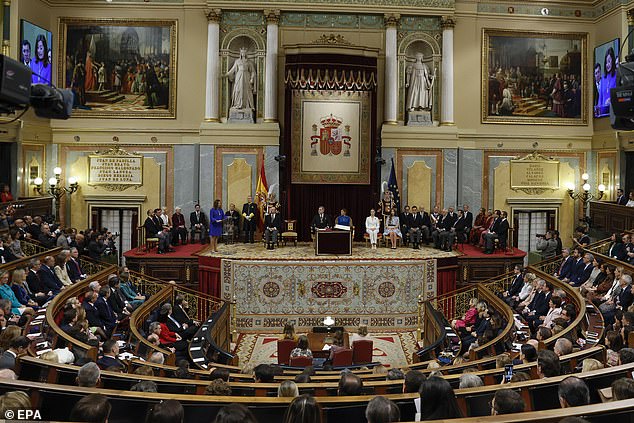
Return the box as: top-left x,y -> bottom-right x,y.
581,358 -> 604,373
278,380 -> 299,398
0,391 -> 31,414
281,323 -> 297,341
10,269 -> 38,309
0,326 -> 21,351
54,253 -> 72,287
350,325 -> 371,343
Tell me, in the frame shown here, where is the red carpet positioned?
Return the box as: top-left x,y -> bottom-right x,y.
459,243 -> 526,258
123,242 -> 207,259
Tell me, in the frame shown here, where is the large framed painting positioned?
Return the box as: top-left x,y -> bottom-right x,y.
482,29 -> 588,125
58,18 -> 177,118
291,90 -> 371,184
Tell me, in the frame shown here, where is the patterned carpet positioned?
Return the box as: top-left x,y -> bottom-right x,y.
199,241 -> 459,260
234,331 -> 419,369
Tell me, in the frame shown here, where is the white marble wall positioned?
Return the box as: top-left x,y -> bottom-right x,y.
458,149 -> 483,213
401,154 -> 438,209
264,146 -> 279,200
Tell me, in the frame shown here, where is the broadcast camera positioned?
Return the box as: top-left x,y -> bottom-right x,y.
0,55 -> 73,119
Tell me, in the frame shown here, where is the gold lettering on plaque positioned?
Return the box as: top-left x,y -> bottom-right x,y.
88,146 -> 143,191
510,152 -> 559,195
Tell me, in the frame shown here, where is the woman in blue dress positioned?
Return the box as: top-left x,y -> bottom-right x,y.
209,199 -> 224,253
336,208 -> 353,228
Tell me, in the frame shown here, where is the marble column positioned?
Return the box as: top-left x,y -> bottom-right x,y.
384,14 -> 400,125
264,10 -> 280,123
440,16 -> 455,125
205,9 -> 221,122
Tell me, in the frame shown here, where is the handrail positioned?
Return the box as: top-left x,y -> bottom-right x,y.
44,266 -> 117,360
469,286 -> 515,360
127,284 -> 176,364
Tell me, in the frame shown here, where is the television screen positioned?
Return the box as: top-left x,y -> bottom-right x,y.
20,19 -> 53,85
593,38 -> 619,118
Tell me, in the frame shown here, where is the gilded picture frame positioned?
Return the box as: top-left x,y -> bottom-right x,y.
58,18 -> 177,118
290,90 -> 371,184
482,28 -> 588,125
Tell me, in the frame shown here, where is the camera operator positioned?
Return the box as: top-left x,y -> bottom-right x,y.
536,230 -> 557,259
103,231 -> 118,257
87,233 -> 107,261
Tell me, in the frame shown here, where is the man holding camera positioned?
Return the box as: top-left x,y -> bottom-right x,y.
536,230 -> 558,259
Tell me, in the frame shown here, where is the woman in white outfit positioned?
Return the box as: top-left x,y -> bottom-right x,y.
365,209 -> 380,249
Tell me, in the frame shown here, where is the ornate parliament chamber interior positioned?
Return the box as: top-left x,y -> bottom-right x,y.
0,0 -> 634,421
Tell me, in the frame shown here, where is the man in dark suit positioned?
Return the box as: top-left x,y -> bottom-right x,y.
616,188 -> 629,206
163,303 -> 197,340
603,274 -> 634,325
224,203 -> 241,242
37,256 -> 63,295
96,339 -> 125,370
441,209 -> 468,251
502,265 -> 524,306
38,224 -> 57,249
66,247 -> 85,283
189,204 -> 209,244
264,206 -> 281,250
0,238 -> 16,264
242,196 -> 258,244
107,277 -> 129,320
571,253 -> 594,287
483,211 -> 509,254
24,216 -> 41,239
25,259 -> 51,306
400,206 -> 411,246
310,206 -> 332,233
463,205 -> 474,231
95,287 -> 117,336
82,291 -> 104,331
432,209 -> 450,249
408,206 -> 423,249
0,336 -> 30,370
555,248 -> 575,281
173,295 -> 199,328
171,207 -> 188,246
524,280 -> 552,330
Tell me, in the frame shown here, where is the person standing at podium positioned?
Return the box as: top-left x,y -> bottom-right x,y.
311,206 -> 332,234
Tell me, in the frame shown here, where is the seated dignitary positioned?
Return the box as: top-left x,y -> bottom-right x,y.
171,207 -> 187,246
365,209 -> 380,249
264,205 -> 281,250
189,204 -> 209,244
311,205 -> 332,234
483,210 -> 509,254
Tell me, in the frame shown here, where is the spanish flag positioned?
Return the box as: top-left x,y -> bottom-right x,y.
255,156 -> 268,229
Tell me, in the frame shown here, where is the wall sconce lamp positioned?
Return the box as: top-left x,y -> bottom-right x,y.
33,167 -> 79,224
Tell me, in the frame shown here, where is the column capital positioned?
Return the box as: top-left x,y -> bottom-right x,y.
205,8 -> 222,23
264,9 -> 280,25
384,13 -> 400,28
628,9 -> 634,25
440,15 -> 456,29
3,0 -> 10,7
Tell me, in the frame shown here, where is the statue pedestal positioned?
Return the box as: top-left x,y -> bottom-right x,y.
228,107 -> 255,124
406,110 -> 433,126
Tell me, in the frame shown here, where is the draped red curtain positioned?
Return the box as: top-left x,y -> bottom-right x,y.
436,257 -> 458,296
198,256 -> 222,298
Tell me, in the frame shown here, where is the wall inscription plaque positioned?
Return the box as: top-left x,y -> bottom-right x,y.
88,146 -> 143,191
510,152 -> 559,194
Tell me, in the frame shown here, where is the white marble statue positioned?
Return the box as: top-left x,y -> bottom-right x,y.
224,47 -> 256,110
405,52 -> 436,111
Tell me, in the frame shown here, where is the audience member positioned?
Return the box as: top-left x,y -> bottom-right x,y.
144,399 -> 184,423
418,376 -> 462,420
77,362 -> 101,387
210,367 -> 231,382
205,379 -> 232,396
365,396 -> 400,423
611,377 -> 634,400
554,338 -> 573,357
558,376 -> 590,408
0,391 -> 31,415
491,389 -> 525,415
537,350 -> 560,378
458,373 -> 483,389
618,348 -> 634,365
69,394 -> 111,423
278,380 -> 299,398
283,394 -> 322,423
131,380 -> 158,392
0,336 -> 29,370
290,335 -> 313,359
580,358 -> 604,372
254,363 -> 275,383
213,403 -> 258,423
96,339 -> 124,370
338,373 -> 363,396
403,370 -> 426,394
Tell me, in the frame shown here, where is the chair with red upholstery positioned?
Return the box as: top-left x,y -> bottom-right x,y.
277,339 -> 297,365
352,340 -> 373,364
332,348 -> 353,367
289,355 -> 312,367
